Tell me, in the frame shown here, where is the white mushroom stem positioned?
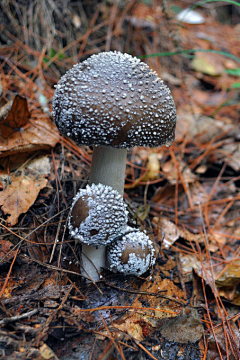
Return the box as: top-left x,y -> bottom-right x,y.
81,244 -> 106,281
89,146 -> 127,196
79,146 -> 127,281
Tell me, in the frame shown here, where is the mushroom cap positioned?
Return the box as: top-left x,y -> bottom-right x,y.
53,51 -> 176,148
107,226 -> 156,275
68,183 -> 128,247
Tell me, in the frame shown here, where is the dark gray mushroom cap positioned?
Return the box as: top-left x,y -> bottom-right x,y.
107,226 -> 156,275
69,184 -> 128,247
53,51 -> 176,148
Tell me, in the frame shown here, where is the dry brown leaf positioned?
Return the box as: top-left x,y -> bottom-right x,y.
114,318 -> 144,341
0,156 -> 50,226
0,95 -> 31,139
0,271 -> 25,299
127,2 -> 158,29
161,160 -> 196,185
219,143 -> 240,171
217,286 -> 237,302
40,344 -> 59,360
153,217 -> 204,249
179,253 -> 240,304
153,216 -> 228,252
0,116 -> 59,157
27,221 -> 51,262
216,259 -> 240,287
179,254 -> 203,283
208,321 -> 240,359
0,99 -> 14,120
175,113 -> 234,143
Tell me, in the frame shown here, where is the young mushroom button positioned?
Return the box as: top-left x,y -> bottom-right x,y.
68,183 -> 128,281
53,51 -> 177,196
69,183 -> 128,246
107,226 -> 156,276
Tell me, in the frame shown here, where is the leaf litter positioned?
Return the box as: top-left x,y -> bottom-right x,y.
0,1 -> 240,359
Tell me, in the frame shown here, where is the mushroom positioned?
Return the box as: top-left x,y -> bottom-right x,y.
53,51 -> 176,280
68,183 -> 128,280
53,51 -> 176,197
107,226 -> 155,276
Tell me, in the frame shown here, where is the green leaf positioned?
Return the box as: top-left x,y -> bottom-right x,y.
230,82 -> 240,89
225,68 -> 240,76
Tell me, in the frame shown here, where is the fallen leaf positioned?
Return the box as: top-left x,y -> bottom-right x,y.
161,160 -> 196,185
179,254 -> 202,283
208,321 -> 240,359
0,99 -> 14,120
0,240 -> 18,263
159,307 -> 204,343
114,318 -> 144,341
175,113 -> 234,143
0,116 -> 59,157
40,343 -> 59,360
191,52 -> 224,76
126,3 -> 158,29
0,156 -> 51,226
152,217 -> 204,249
219,144 -> 240,171
113,274 -> 185,341
0,95 -> 31,138
217,286 -> 236,301
0,271 -> 25,298
216,259 -> 240,287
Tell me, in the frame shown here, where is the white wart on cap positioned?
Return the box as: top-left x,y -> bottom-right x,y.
69,183 -> 128,247
107,226 -> 156,276
53,51 -> 176,148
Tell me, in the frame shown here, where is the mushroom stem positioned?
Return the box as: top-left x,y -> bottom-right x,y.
81,244 -> 106,281
89,146 -> 127,196
80,146 -> 127,281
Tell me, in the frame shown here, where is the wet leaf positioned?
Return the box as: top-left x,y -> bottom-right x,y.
0,240 -> 18,263
113,274 -> 186,341
159,307 -> 203,343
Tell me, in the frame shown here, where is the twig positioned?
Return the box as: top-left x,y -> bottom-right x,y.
0,309 -> 38,325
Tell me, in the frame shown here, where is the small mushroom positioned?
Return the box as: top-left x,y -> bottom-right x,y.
107,226 -> 155,276
53,51 -> 176,196
69,183 -> 128,280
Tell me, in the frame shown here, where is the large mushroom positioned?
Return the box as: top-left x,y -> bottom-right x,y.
53,51 -> 176,197
53,51 -> 176,280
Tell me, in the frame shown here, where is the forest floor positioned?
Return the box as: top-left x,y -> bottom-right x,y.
0,1 -> 240,359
